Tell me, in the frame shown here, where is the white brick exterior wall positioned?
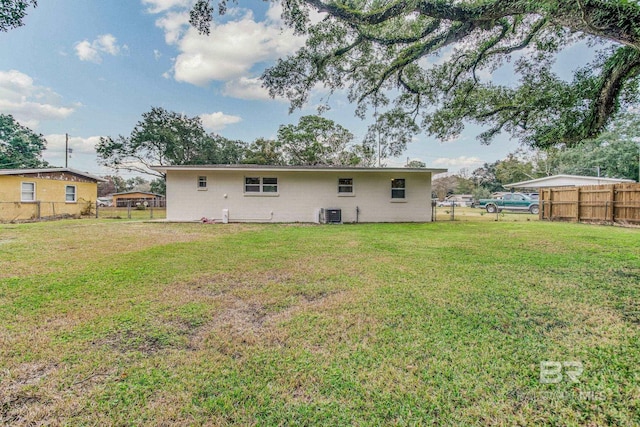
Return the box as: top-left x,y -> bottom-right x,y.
164,168 -> 436,223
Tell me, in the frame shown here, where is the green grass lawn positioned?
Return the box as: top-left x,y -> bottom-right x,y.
0,220 -> 638,425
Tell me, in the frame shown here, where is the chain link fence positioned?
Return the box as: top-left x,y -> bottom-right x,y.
96,202 -> 166,220
0,200 -> 165,222
432,202 -> 538,222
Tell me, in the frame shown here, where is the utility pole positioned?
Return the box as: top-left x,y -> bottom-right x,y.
64,133 -> 73,168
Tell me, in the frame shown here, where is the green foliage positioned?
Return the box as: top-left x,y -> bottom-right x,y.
455,175 -> 476,194
405,160 -> 426,168
97,175 -> 128,196
277,115 -> 374,166
243,138 -> 285,165
96,107 -> 246,178
552,112 -> 640,180
209,134 -> 246,164
473,186 -> 492,201
467,112 -> 640,191
149,178 -> 166,195
494,153 -> 535,184
432,174 -> 463,199
0,114 -> 48,169
97,107 -> 376,172
125,176 -> 151,192
471,161 -> 504,193
191,0 -> 640,150
0,0 -> 37,32
363,108 -> 420,161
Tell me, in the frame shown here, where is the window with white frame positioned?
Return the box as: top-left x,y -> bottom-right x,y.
198,176 -> 207,189
338,178 -> 353,194
391,178 -> 406,199
245,177 -> 278,193
65,185 -> 77,202
21,182 -> 35,201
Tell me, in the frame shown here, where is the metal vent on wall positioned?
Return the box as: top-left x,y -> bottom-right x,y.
326,208 -> 342,223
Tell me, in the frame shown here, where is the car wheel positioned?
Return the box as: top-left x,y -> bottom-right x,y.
486,204 -> 497,213
529,205 -> 539,215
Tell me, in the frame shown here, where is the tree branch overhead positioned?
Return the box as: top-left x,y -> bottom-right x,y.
192,0 -> 640,148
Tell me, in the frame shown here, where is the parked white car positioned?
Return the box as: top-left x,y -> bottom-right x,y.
97,197 -> 113,207
438,194 -> 475,207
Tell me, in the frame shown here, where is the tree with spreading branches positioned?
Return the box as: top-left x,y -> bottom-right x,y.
191,0 -> 640,150
277,115 -> 375,165
96,107 -> 246,179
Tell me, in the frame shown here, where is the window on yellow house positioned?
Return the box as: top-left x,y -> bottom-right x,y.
21,182 -> 35,201
65,185 -> 77,202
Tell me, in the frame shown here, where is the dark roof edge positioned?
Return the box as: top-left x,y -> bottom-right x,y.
151,164 -> 448,174
0,167 -> 106,182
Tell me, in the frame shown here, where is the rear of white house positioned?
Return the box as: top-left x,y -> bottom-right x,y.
153,165 -> 446,223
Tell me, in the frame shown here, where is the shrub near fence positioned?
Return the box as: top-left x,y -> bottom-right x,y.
540,183 -> 640,224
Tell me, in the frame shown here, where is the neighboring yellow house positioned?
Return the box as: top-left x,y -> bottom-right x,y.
0,168 -> 105,221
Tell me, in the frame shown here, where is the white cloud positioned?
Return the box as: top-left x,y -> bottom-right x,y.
44,134 -> 101,157
41,134 -> 118,173
151,2 -> 306,91
74,34 -> 124,63
199,112 -> 242,131
98,34 -> 120,55
155,11 -> 190,44
173,9 -> 305,85
142,0 -> 191,14
0,70 -> 76,128
74,40 -> 101,63
433,156 -> 483,168
223,77 -> 273,100
153,49 -> 162,60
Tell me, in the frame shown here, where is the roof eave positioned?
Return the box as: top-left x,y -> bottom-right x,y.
151,164 -> 448,174
504,174 -> 636,188
0,167 -> 106,182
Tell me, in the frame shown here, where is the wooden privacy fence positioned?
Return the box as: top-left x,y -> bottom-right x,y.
540,183 -> 640,224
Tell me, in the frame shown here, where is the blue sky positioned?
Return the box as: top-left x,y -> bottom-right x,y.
0,1 -> 588,177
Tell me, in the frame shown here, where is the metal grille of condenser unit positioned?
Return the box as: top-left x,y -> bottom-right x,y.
326,208 -> 342,223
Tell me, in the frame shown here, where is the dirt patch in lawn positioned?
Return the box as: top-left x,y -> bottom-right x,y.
95,329 -> 180,355
0,362 -> 57,425
187,292 -> 338,352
